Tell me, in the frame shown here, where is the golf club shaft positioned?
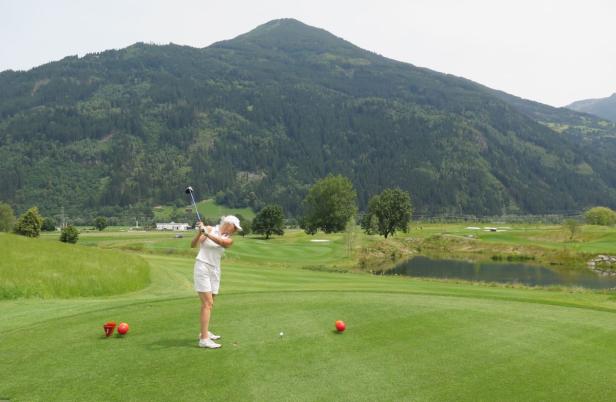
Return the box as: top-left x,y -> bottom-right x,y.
188,191 -> 201,222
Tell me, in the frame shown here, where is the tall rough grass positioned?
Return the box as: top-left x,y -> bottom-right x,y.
0,233 -> 150,299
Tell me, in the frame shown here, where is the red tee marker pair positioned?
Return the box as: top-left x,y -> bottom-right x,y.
103,321 -> 129,337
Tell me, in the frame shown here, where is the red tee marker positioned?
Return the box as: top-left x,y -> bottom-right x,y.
103,322 -> 116,337
335,320 -> 346,332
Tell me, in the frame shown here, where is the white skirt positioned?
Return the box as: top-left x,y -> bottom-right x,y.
194,259 -> 221,294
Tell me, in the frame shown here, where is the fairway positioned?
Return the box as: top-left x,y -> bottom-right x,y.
3,230 -> 616,401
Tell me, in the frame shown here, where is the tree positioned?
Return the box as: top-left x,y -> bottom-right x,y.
252,205 -> 284,239
563,219 -> 581,240
41,217 -> 56,231
585,207 -> 616,226
235,214 -> 252,237
0,202 -> 15,232
361,188 -> 413,238
60,225 -> 79,243
14,207 -> 43,238
301,175 -> 357,234
94,216 -> 108,231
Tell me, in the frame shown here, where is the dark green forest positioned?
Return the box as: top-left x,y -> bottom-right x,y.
2,18 -> 616,220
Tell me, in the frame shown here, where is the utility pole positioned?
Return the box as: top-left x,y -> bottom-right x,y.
61,206 -> 65,228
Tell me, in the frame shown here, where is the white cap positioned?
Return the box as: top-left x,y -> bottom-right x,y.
222,215 -> 242,232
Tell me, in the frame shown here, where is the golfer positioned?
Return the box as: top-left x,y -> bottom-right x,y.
191,215 -> 242,348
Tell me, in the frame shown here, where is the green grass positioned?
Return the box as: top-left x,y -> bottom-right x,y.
3,228 -> 616,400
403,223 -> 616,268
153,199 -> 255,223
0,233 -> 150,299
196,199 -> 255,221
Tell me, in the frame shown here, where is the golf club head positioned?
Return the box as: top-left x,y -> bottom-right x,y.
184,186 -> 202,221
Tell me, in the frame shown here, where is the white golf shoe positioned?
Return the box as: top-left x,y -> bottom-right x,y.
198,331 -> 221,340
198,338 -> 221,349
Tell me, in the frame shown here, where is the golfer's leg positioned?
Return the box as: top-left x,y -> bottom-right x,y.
199,292 -> 214,339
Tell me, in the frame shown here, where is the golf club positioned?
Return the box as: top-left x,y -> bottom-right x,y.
185,186 -> 202,222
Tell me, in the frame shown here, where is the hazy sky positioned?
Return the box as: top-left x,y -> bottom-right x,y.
1,0 -> 615,106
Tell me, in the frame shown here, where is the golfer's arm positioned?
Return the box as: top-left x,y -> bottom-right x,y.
191,233 -> 205,248
205,233 -> 233,248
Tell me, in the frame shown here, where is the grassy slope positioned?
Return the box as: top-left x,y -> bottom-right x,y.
0,233 -> 150,299
153,199 -> 255,224
3,227 -> 616,400
418,223 -> 616,253
196,199 -> 255,221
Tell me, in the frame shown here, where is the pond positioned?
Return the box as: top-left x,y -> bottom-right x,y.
379,256 -> 616,289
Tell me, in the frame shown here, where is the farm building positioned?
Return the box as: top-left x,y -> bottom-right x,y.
156,222 -> 190,231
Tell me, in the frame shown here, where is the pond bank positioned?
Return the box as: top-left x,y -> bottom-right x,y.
357,233 -> 593,274
375,256 -> 616,290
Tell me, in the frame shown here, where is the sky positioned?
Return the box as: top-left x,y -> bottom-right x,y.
1,0 -> 615,107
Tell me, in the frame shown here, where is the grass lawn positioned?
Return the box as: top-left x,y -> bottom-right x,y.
409,223 -> 616,252
394,223 -> 616,269
0,233 -> 149,299
153,199 -> 255,224
196,199 -> 255,221
2,226 -> 616,400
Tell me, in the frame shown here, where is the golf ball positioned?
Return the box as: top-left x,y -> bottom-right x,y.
117,322 -> 129,335
279,332 -> 284,336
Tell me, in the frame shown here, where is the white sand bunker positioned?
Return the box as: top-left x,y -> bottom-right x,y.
310,239 -> 331,243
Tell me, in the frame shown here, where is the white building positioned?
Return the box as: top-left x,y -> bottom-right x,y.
156,222 -> 190,231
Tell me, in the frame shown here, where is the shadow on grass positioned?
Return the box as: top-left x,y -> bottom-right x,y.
148,338 -> 197,349
98,334 -> 130,341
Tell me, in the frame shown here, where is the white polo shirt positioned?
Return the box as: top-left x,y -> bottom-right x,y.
196,225 -> 227,269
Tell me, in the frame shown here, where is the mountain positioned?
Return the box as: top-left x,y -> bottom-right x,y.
567,93 -> 616,122
1,18 -> 616,221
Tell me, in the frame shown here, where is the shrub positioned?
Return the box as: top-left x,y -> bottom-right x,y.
563,218 -> 581,240
60,225 -> 79,244
14,207 -> 43,238
585,207 -> 616,226
94,216 -> 108,231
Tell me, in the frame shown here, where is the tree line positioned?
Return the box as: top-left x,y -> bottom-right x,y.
4,181 -> 616,243
247,175 -> 413,239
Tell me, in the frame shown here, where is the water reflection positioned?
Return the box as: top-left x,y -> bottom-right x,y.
380,256 -> 616,289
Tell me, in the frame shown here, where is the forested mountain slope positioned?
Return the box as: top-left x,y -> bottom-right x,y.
1,18 -> 616,218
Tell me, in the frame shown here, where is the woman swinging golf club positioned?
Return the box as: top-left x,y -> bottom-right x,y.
191,215 -> 242,348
